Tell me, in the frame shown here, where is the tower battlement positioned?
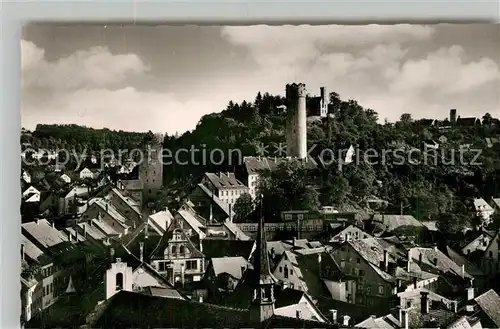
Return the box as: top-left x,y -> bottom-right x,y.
286,83 -> 307,98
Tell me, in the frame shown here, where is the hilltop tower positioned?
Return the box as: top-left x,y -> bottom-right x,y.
285,83 -> 307,159
319,86 -> 328,117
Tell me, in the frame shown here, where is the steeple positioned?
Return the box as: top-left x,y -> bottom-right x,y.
252,195 -> 275,283
65,275 -> 76,294
247,194 -> 276,323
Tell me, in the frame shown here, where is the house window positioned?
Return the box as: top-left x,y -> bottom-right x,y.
356,258 -> 360,264
284,265 -> 289,278
340,261 -> 345,268
186,260 -> 197,270
363,235 -> 367,239
172,246 -> 177,254
158,262 -> 166,272
279,267 -> 282,273
116,273 -> 124,290
489,251 -> 493,258
359,270 -> 365,276
179,245 -> 185,255
378,286 -> 384,294
366,285 -> 371,294
290,269 -> 293,275
285,214 -> 292,221
297,214 -> 304,221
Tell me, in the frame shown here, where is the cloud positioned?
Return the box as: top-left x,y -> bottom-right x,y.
221,25 -> 499,121
21,40 -> 211,134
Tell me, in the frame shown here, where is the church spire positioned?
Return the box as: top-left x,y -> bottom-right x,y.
252,194 -> 274,282
65,275 -> 76,294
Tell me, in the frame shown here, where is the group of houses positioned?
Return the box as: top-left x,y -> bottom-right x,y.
21,158 -> 500,329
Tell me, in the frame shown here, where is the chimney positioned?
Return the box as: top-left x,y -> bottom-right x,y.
229,204 -> 232,223
106,202 -> 108,212
69,233 -> 73,242
466,287 -> 474,301
21,243 -> 25,261
433,245 -> 438,252
75,229 -> 78,241
399,307 -> 409,329
52,221 -> 55,228
453,300 -> 458,313
433,257 -> 438,266
139,242 -> 144,263
198,295 -> 203,303
383,250 -> 388,271
270,247 -> 276,261
110,248 -> 115,262
460,264 -> 465,278
329,310 -> 337,324
420,291 -> 429,314
181,263 -> 185,287
342,315 -> 350,326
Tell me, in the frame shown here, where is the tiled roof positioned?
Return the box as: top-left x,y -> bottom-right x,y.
274,288 -> 305,308
91,218 -> 120,236
63,227 -> 87,242
119,179 -> 143,191
409,247 -> 473,279
491,198 -> 500,209
205,172 -> 248,190
211,256 -> 251,279
21,234 -> 45,263
372,214 -> 423,232
202,239 -> 255,259
111,188 -> 142,216
89,198 -> 129,228
177,207 -> 206,238
92,290 -> 250,328
77,222 -> 107,240
474,289 -> 500,327
149,209 -> 174,233
347,238 -> 396,282
223,219 -> 252,240
243,156 -> 317,174
22,219 -> 68,249
444,246 -> 483,276
197,183 -> 230,216
65,186 -> 89,199
355,315 -> 395,329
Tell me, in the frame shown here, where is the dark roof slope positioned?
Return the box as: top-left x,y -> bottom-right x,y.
474,289 -> 500,327
202,239 -> 255,259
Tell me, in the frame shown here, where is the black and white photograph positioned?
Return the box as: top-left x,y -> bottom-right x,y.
19,23 -> 500,328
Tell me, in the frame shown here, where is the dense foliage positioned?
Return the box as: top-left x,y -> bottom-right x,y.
24,92 -> 500,234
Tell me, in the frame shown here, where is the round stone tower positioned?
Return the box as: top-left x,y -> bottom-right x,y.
285,83 -> 307,159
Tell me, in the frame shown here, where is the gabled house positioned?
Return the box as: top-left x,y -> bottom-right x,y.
104,245 -> 186,300
185,183 -> 231,222
81,198 -> 130,235
78,167 -> 95,180
203,256 -> 252,302
202,172 -> 250,207
149,214 -> 206,285
22,186 -> 41,199
461,231 -> 494,256
22,170 -> 32,184
479,230 -> 500,280
59,174 -> 71,184
330,238 -> 399,309
107,188 -> 142,224
474,198 -> 495,225
328,224 -> 372,243
491,198 -> 500,212
146,209 -> 175,236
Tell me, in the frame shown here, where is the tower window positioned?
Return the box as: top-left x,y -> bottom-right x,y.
116,272 -> 124,290
179,245 -> 185,255
172,246 -> 177,254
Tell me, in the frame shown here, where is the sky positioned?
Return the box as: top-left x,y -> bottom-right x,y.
21,24 -> 500,135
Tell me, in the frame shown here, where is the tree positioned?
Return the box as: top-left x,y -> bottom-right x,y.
400,113 -> 413,123
233,193 -> 254,223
